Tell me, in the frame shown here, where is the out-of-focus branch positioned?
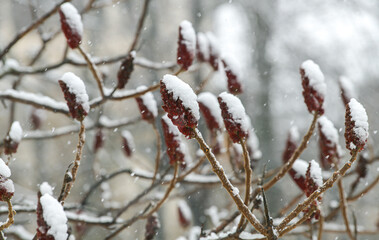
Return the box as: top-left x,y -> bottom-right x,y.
128,0 -> 151,52
0,0 -> 71,60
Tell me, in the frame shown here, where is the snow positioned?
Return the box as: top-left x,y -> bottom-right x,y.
318,116 -> 339,145
218,92 -> 249,133
0,158 -> 11,178
197,32 -> 210,61
289,126 -> 300,143
1,179 -> 14,194
40,194 -> 68,240
197,92 -> 223,127
206,32 -> 221,58
178,200 -> 192,222
348,98 -> 369,145
121,130 -> 135,151
301,60 -> 326,97
179,20 -> 196,54
231,186 -> 239,196
292,159 -> 308,179
60,72 -> 90,113
136,85 -> 158,118
40,182 -> 53,196
0,89 -> 69,113
339,76 -> 356,101
9,121 -> 23,142
309,160 -> 323,187
60,3 -> 83,37
162,74 -> 200,120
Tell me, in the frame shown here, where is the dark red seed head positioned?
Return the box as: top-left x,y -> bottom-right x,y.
318,116 -> 340,169
93,129 -> 105,153
145,213 -> 160,240
197,92 -> 223,132
117,52 -> 135,89
177,20 -> 196,70
222,59 -> 243,95
59,3 -> 83,49
135,85 -> 158,123
161,115 -> 186,166
121,130 -> 135,157
345,98 -> 368,154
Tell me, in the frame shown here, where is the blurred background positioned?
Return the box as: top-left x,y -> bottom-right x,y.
0,0 -> 378,239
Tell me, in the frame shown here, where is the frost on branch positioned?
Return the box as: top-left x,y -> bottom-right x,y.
197,92 -> 223,132
135,85 -> 158,122
4,121 -> 23,155
0,158 -> 14,201
117,51 -> 135,89
177,199 -> 193,228
318,116 -> 341,169
300,60 -> 326,115
121,130 -> 135,157
160,74 -> 199,138
161,115 -> 188,168
59,3 -> 83,49
345,98 -> 369,153
218,92 -> 248,143
58,72 -> 89,121
177,20 -> 196,70
196,32 -> 210,62
339,76 -> 356,107
36,183 -> 68,240
222,58 -> 243,95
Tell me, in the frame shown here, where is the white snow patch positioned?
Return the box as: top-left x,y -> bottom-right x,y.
162,74 -> 200,120
60,3 -> 83,37
301,60 -> 326,97
197,32 -> 210,61
206,32 -> 220,59
40,194 -> 68,240
0,158 -> 11,178
289,126 -> 300,143
136,85 -> 158,118
9,121 -> 23,142
247,129 -> 262,159
309,160 -> 323,187
348,98 -> 369,144
218,92 -> 249,132
179,20 -> 196,55
318,116 -> 339,145
60,72 -> 89,113
0,179 -> 14,194
231,186 -> 239,196
197,92 -> 223,128
178,199 -> 192,222
121,130 -> 135,151
40,182 -> 53,196
292,159 -> 308,179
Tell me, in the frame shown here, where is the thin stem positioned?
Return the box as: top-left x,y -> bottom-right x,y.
261,112 -> 319,192
151,121 -> 161,183
317,215 -> 324,240
279,192 -> 304,216
77,45 -> 105,99
279,206 -> 316,237
128,0 -> 151,52
195,70 -> 214,94
347,174 -> 379,202
337,177 -> 354,239
192,128 -> 268,236
0,198 -> 15,231
143,162 -> 179,218
58,121 -> 86,205
237,139 -> 253,231
277,150 -> 359,232
0,0 -> 71,60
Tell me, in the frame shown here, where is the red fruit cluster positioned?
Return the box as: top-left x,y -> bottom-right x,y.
207,33 -> 220,70
36,192 -> 52,240
304,163 -> 322,220
59,4 -> 82,49
93,129 -> 104,153
300,68 -> 325,115
117,52 -> 134,89
0,179 -> 13,202
3,138 -> 19,155
198,102 -> 221,132
121,131 -> 134,157
289,166 -> 307,192
59,80 -> 88,121
177,21 -> 195,70
222,60 -> 243,95
135,88 -> 157,123
145,213 -> 160,240
218,97 -> 248,143
161,117 -> 186,166
345,101 -> 368,154
160,81 -> 198,138
177,200 -> 192,228
282,133 -> 297,164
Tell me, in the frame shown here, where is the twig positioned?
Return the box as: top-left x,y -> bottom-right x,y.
277,150 -> 359,232
337,177 -> 354,239
236,139 -> 253,231
261,112 -> 319,192
128,0 -> 151,52
143,162 -> 179,218
0,198 -> 15,231
151,121 -> 161,183
279,206 -> 316,237
192,128 -> 268,236
279,193 -> 304,216
0,0 -> 71,60
58,121 -> 86,205
347,174 -> 379,202
195,70 -> 214,94
317,215 -> 324,240
77,45 -> 105,99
